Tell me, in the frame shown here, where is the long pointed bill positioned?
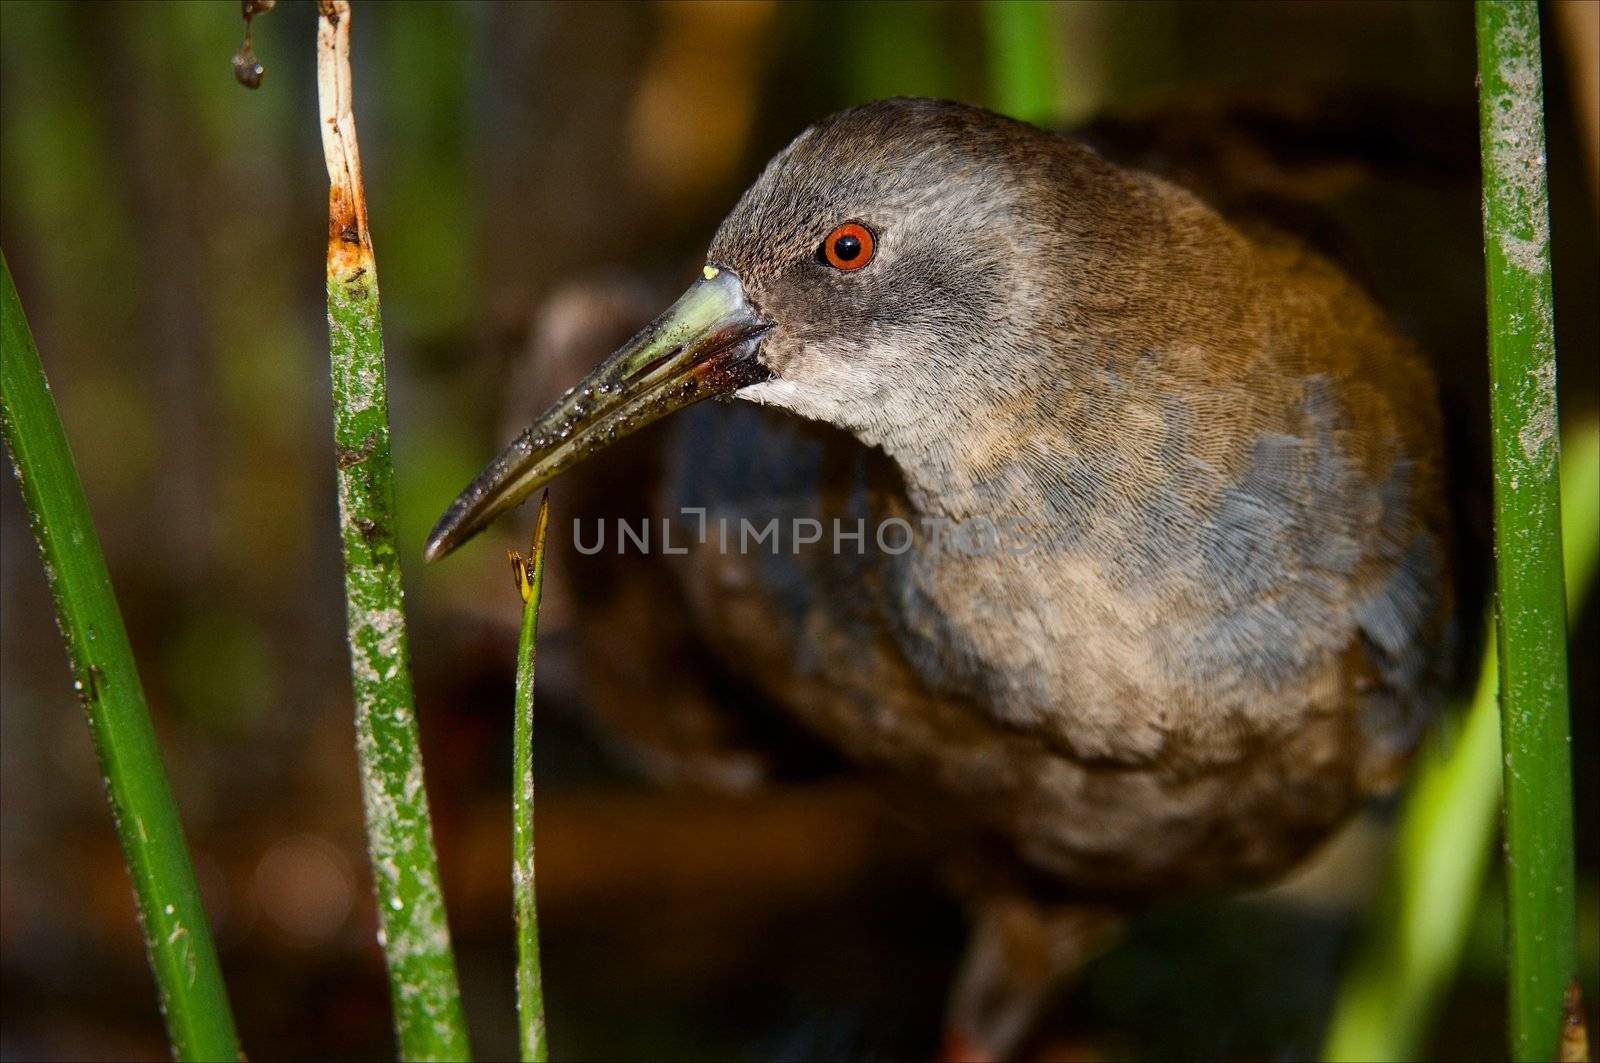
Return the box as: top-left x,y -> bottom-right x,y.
425,267 -> 769,562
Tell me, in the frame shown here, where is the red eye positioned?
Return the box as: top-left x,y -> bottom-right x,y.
822,222 -> 875,271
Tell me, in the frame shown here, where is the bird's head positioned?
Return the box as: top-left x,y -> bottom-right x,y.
426,98 -> 1122,561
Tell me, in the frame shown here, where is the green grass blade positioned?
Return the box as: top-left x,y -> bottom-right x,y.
982,0 -> 1058,125
1562,424 -> 1600,605
1474,4 -> 1577,1059
314,3 -> 470,1058
1320,623 -> 1503,1062
0,251 -> 240,1062
1322,421 -> 1598,1063
509,494 -> 552,1063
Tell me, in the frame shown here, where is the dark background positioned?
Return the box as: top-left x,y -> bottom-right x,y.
2,2 -> 1596,1059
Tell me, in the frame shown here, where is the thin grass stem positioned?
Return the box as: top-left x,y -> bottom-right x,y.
509,493 -> 552,1063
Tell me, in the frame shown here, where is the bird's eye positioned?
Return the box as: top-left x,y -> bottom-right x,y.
821,222 -> 875,271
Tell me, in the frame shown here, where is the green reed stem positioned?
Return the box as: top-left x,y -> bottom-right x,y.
1474,4 -> 1576,1059
314,3 -> 469,1057
509,494 -> 552,1062
1,251 -> 240,1062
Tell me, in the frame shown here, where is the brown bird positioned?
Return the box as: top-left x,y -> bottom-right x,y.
429,98 -> 1456,1057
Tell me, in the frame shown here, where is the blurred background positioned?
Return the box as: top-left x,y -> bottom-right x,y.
1,1 -> 1596,1059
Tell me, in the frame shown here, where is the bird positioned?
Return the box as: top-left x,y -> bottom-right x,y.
427,97 -> 1457,1058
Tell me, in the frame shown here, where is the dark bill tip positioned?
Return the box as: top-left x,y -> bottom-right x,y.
424,267 -> 768,562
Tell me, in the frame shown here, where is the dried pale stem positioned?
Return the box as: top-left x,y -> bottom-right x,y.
315,2 -> 469,1057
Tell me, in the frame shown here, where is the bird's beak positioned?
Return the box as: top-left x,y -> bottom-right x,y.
424,266 -> 770,562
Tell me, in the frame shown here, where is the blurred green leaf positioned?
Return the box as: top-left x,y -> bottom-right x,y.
983,1 -> 1058,124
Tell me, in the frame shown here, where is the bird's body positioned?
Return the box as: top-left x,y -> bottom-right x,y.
432,97 -> 1456,1052
660,99 -> 1452,894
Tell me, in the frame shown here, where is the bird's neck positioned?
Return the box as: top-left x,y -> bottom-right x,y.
846,367 -> 1066,529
